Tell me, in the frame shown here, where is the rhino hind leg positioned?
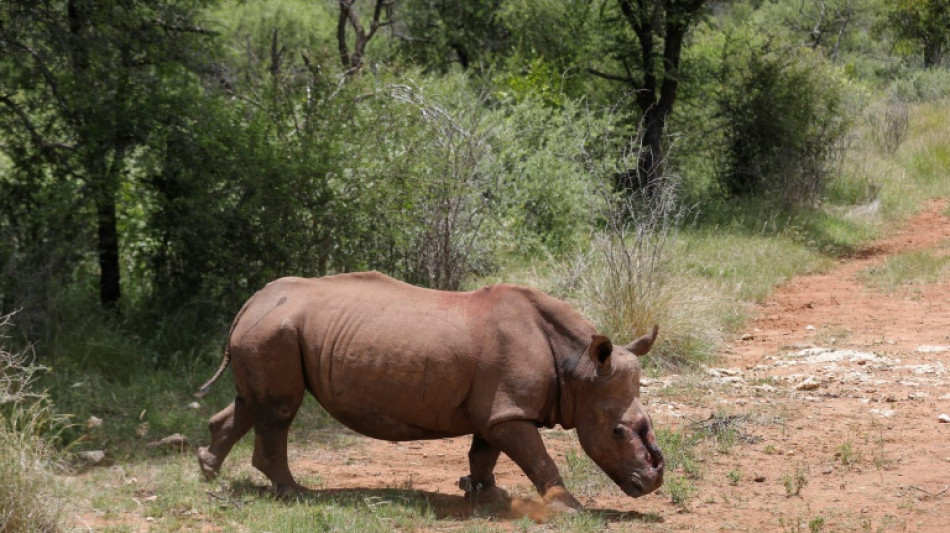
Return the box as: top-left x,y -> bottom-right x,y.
249,393 -> 305,494
460,435 -> 509,505
198,397 -> 254,480
462,435 -> 501,489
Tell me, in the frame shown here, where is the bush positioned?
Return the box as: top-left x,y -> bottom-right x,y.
886,67 -> 950,102
715,34 -> 849,204
0,313 -> 66,532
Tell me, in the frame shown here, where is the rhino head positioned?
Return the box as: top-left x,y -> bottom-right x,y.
573,325 -> 664,497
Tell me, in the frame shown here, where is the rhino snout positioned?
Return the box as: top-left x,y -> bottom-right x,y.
619,426 -> 665,497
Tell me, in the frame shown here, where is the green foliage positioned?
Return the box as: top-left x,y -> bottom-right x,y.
0,0 -> 217,313
655,427 -> 703,480
665,475 -> 698,509
879,0 -> 950,67
886,66 -> 950,102
396,0 -> 509,71
714,32 -> 849,203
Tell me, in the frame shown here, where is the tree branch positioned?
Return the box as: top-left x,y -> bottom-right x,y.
587,67 -> 635,84
0,94 -> 75,152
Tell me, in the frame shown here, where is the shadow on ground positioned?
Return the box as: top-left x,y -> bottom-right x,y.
215,480 -> 664,524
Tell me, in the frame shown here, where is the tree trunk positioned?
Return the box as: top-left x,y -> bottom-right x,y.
96,189 -> 121,310
638,105 -> 666,192
923,43 -> 942,69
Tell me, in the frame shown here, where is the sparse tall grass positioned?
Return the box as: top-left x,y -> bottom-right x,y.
0,313 -> 67,532
564,180 -> 723,370
872,102 -> 950,218
859,250 -> 950,290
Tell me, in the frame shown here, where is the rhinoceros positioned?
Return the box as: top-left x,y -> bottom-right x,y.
195,272 -> 664,510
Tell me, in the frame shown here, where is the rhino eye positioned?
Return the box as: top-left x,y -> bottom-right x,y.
613,425 -> 625,439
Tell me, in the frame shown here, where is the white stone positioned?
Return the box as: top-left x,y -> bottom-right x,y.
916,345 -> 950,353
78,450 -> 106,465
795,377 -> 821,391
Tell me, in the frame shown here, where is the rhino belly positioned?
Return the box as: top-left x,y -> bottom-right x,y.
306,347 -> 476,441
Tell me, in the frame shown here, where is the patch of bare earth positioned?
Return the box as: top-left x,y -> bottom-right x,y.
279,202 -> 950,530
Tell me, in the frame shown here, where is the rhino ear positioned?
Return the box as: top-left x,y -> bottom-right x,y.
625,325 -> 659,356
588,334 -> 613,371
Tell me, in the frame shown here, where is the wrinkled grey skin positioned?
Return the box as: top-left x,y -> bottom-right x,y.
196,272 -> 663,509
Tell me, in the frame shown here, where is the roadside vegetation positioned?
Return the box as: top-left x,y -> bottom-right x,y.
2,0 -> 950,530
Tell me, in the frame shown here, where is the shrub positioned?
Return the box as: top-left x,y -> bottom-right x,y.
864,100 -> 910,154
886,67 -> 950,102
715,34 -> 849,204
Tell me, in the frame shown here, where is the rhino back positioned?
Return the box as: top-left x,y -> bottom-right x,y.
242,273 -> 556,441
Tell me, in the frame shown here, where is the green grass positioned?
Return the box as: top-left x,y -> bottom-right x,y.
859,250 -> 950,290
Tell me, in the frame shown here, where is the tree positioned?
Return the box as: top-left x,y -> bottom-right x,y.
589,0 -> 707,194
336,0 -> 394,72
0,0 -> 213,311
395,0 -> 509,71
884,0 -> 950,68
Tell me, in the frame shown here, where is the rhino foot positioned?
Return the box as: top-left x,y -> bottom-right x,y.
459,476 -> 509,505
273,482 -> 309,499
541,485 -> 582,511
197,446 -> 220,481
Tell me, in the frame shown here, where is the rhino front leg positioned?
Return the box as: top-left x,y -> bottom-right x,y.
483,420 -> 582,510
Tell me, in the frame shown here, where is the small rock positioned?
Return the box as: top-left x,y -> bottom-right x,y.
939,413 -> 950,423
78,450 -> 107,465
146,433 -> 189,451
86,416 -> 103,429
822,468 -> 832,475
754,476 -> 766,482
805,325 -> 817,331
187,401 -> 201,409
741,333 -> 754,341
795,377 -> 821,391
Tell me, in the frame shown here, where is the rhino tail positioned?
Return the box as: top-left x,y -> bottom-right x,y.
194,350 -> 230,399
194,299 -> 252,398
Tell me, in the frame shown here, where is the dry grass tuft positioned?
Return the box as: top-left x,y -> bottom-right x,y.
0,313 -> 66,533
